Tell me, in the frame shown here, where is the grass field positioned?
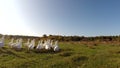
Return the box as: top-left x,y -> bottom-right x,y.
0,41 -> 120,68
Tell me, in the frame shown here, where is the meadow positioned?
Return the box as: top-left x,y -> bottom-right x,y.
0,40 -> 120,68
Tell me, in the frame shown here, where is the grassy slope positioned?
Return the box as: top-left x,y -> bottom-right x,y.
0,41 -> 120,68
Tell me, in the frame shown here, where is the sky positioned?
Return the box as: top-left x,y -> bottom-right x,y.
0,0 -> 120,37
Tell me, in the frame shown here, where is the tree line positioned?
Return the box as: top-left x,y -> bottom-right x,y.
1,34 -> 120,42
42,34 -> 120,42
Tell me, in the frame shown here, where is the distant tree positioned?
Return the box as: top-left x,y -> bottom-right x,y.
43,34 -> 47,38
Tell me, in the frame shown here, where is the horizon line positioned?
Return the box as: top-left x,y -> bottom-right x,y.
0,33 -> 120,37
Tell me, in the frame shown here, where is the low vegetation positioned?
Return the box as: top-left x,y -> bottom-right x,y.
0,41 -> 119,68
0,34 -> 120,68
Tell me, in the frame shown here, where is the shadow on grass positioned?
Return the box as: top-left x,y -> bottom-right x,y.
70,55 -> 88,62
59,51 -> 73,57
34,49 -> 62,54
0,47 -> 63,58
23,48 -> 62,54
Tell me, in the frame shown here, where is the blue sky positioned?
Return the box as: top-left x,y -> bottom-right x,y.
0,0 -> 120,36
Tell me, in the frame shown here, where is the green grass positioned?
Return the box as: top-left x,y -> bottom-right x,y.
0,42 -> 120,68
